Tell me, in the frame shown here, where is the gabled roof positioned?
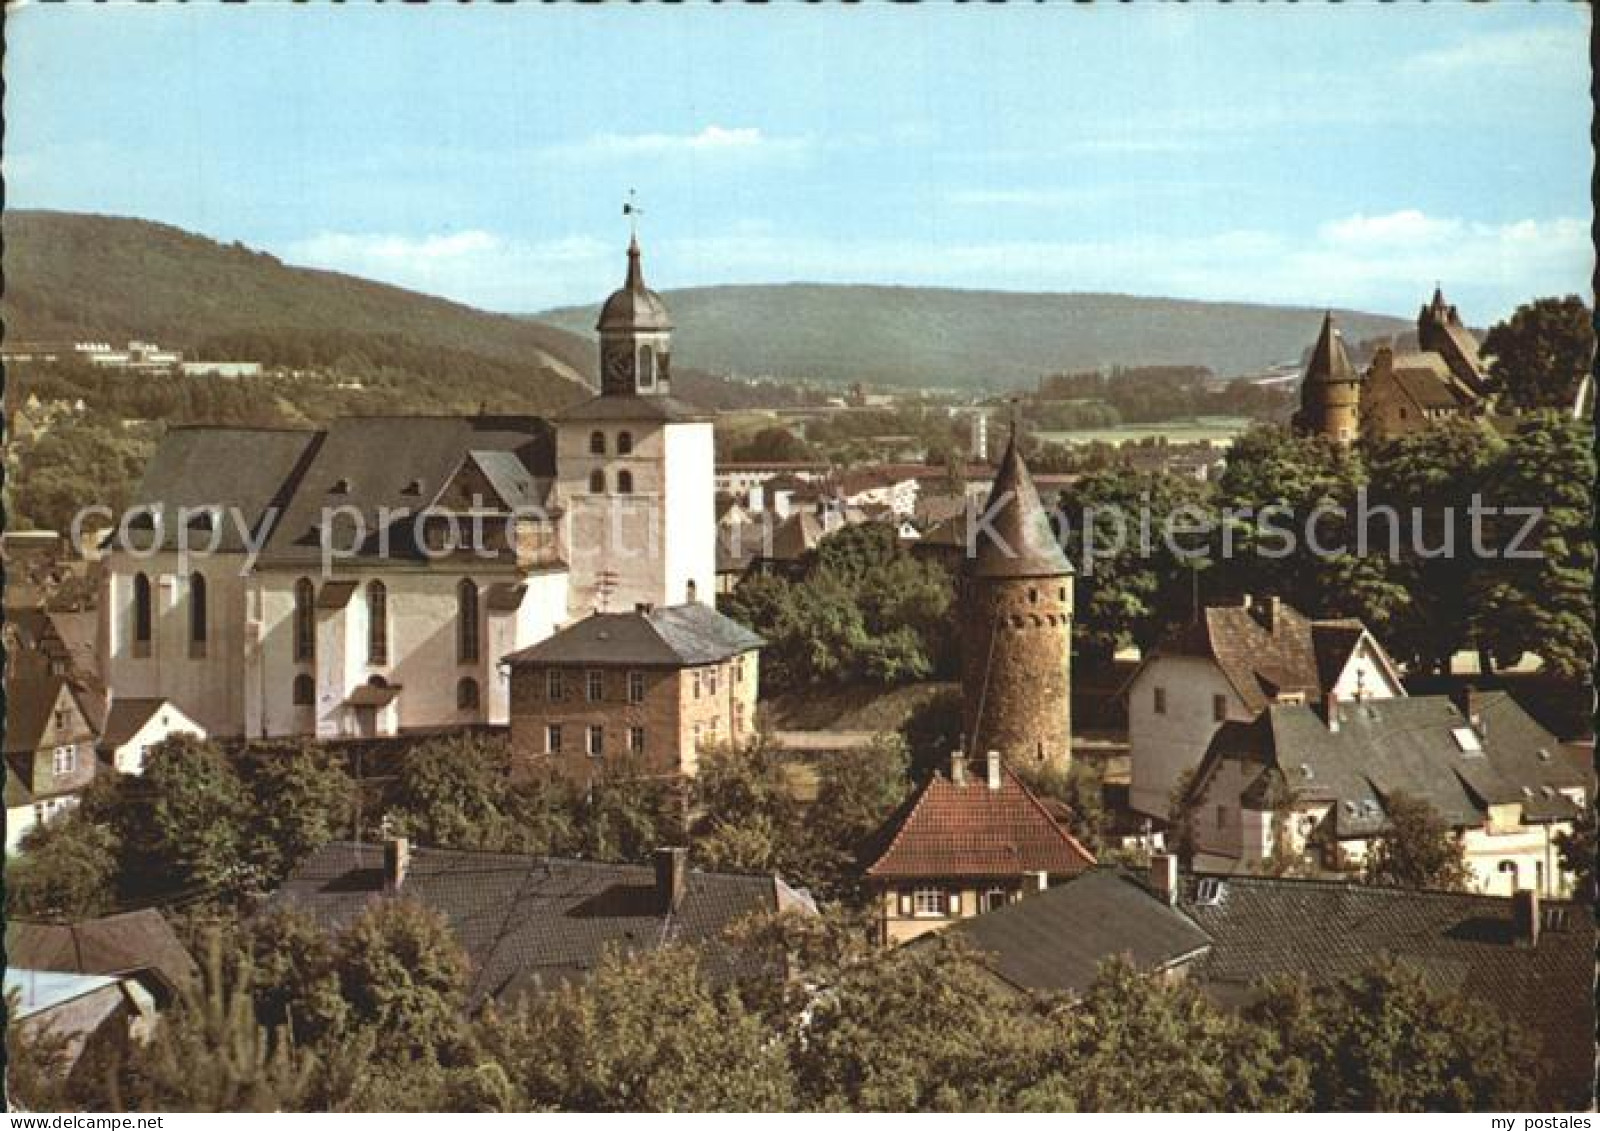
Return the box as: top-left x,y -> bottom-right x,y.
1191,693 -> 1589,836
6,909 -> 199,995
267,842 -> 810,1006
1178,874 -> 1594,1107
943,869 -> 1211,997
504,602 -> 764,668
99,698 -> 190,751
968,433 -> 1074,580
865,764 -> 1096,880
2,652 -> 97,757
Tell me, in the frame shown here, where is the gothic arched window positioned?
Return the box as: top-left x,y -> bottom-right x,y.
588,469 -> 606,494
294,578 -> 315,663
367,581 -> 388,666
589,430 -> 606,455
617,470 -> 634,495
133,573 -> 153,653
457,580 -> 480,663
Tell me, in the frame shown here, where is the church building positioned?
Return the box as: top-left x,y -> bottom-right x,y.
99,237 -> 716,740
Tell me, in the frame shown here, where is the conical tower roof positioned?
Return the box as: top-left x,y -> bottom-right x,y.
597,235 -> 672,333
969,431 -> 1074,579
1304,311 -> 1356,385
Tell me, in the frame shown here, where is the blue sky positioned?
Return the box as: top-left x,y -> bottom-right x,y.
6,3 -> 1592,321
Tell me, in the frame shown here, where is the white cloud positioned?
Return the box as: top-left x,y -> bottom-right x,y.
544,126 -> 810,163
1414,26 -> 1585,75
280,209 -> 1592,324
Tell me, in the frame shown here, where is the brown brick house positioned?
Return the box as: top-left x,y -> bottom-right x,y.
863,750 -> 1095,944
506,602 -> 762,783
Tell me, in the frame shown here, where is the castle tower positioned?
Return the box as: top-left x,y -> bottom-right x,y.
555,235 -> 715,616
1416,284 -> 1488,396
961,431 -> 1074,770
1295,311 -> 1361,444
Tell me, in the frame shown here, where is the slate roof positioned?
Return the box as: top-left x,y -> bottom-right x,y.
99,698 -> 174,750
6,909 -> 199,995
267,842 -> 811,1006
943,868 -> 1211,997
596,235 -> 673,332
1178,874 -> 1595,1107
1192,692 -> 1589,838
1303,312 -> 1358,385
123,426 -> 322,553
553,394 -> 710,424
2,650 -> 98,758
865,764 -> 1096,880
968,433 -> 1075,579
261,416 -> 554,563
504,602 -> 764,669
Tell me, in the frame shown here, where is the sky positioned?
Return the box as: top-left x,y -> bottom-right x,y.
5,3 -> 1593,322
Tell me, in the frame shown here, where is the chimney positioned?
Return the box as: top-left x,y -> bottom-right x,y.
383,837 -> 411,893
654,846 -> 689,914
950,750 -> 967,787
1150,853 -> 1179,907
1324,691 -> 1340,734
986,749 -> 1002,791
1511,887 -> 1540,948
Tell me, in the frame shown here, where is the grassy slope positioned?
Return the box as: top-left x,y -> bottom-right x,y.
538,283 -> 1414,390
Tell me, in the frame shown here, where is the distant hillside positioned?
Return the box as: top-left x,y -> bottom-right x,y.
3,210 -> 596,414
537,284 -> 1413,390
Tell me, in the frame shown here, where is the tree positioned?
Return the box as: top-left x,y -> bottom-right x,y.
1013,759 -> 1106,852
239,743 -> 355,886
691,738 -> 811,878
106,935 -> 315,1112
113,735 -> 252,902
1555,805 -> 1596,903
1251,962 -> 1542,1110
5,990 -> 73,1111
1482,295 -> 1595,411
239,905 -> 352,1047
1361,793 -> 1471,892
5,813 -> 121,920
1024,958 -> 1309,1111
385,733 -> 515,851
484,946 -> 794,1111
334,899 -> 471,1061
809,734 -> 912,873
728,425 -> 818,464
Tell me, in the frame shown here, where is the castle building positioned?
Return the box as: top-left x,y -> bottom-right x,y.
960,433 -> 1075,770
1296,287 -> 1493,445
99,237 -> 716,740
1293,311 -> 1361,444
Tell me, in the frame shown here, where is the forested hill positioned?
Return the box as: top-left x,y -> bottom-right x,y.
537,283 -> 1413,390
2,210 -> 596,414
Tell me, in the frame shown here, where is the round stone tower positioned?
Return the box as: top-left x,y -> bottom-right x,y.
961,432 -> 1075,770
1295,311 -> 1362,444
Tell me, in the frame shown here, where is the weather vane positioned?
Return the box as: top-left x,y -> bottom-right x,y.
623,189 -> 643,238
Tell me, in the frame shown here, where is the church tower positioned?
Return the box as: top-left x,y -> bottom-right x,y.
555,235 -> 715,616
1294,311 -> 1361,444
961,431 -> 1074,770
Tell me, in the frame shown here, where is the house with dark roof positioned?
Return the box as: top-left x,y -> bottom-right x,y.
1127,595 -> 1405,819
941,862 -> 1211,997
506,602 -> 763,782
7,909 -> 199,997
4,647 -> 102,854
267,840 -> 815,1006
1177,874 -> 1594,1108
98,696 -> 207,775
864,750 -> 1096,944
1184,689 -> 1591,895
97,237 -> 718,744
1360,285 -> 1494,441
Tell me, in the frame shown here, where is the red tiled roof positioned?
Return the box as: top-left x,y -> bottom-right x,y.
866,765 -> 1096,879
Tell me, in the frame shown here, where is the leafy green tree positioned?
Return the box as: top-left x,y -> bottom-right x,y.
385,733 -> 514,851
239,743 -> 355,886
334,899 -> 471,1061
1251,962 -> 1542,1110
792,937 -> 1055,1111
1482,295 -> 1595,411
559,756 -> 682,863
1014,759 -> 1106,852
5,813 -> 121,920
1555,805 -> 1596,902
239,905 -> 352,1047
1361,793 -> 1472,892
691,737 -> 811,878
107,935 -> 316,1112
729,425 -> 819,463
484,946 -> 794,1111
1473,413 -> 1595,681
111,735 -> 252,901
1024,958 -> 1309,1111
809,733 -> 913,879
4,990 -> 73,1111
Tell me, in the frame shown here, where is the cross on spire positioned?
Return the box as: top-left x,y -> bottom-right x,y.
623,189 -> 643,239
